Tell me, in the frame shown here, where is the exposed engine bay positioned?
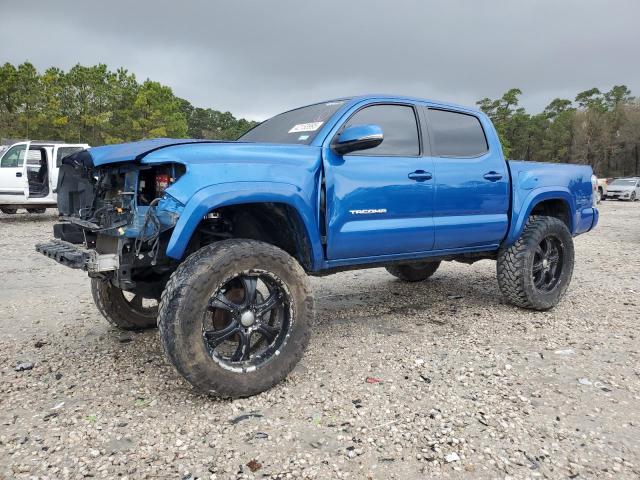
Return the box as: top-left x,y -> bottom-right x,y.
38,150 -> 188,299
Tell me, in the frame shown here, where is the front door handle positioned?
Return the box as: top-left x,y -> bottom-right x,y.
408,170 -> 432,182
483,171 -> 502,182
16,172 -> 22,177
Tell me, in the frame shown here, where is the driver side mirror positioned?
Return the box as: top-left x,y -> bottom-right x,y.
332,124 -> 383,155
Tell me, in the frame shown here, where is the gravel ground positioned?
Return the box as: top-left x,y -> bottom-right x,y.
1,202 -> 639,480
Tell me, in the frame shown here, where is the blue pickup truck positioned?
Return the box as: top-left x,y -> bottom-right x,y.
37,95 -> 599,397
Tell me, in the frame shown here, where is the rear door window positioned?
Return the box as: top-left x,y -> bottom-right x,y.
343,104 -> 420,156
27,148 -> 45,166
56,146 -> 85,167
427,109 -> 488,157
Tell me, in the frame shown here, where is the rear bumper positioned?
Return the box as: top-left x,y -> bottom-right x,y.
605,192 -> 633,200
35,240 -> 118,273
590,207 -> 599,231
574,207 -> 598,235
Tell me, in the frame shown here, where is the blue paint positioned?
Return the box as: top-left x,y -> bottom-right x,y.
85,94 -> 598,272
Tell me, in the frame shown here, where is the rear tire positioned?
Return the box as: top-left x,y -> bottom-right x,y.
91,278 -> 158,330
497,216 -> 574,310
158,239 -> 313,398
386,261 -> 441,282
1,208 -> 17,214
26,208 -> 46,214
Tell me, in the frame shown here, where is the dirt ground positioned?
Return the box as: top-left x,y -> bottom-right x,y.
0,201 -> 638,479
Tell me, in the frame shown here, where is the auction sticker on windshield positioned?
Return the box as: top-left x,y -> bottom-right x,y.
288,122 -> 323,133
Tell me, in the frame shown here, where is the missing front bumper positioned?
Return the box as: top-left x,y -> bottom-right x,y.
36,240 -> 118,273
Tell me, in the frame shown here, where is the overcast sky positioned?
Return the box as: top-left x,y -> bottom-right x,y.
1,0 -> 639,120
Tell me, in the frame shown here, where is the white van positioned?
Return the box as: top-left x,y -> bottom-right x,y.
0,141 -> 89,214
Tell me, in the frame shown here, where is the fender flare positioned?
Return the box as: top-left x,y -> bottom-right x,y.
165,181 -> 324,269
504,187 -> 576,246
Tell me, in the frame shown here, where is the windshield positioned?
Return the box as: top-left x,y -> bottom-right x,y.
238,100 -> 347,145
609,179 -> 637,186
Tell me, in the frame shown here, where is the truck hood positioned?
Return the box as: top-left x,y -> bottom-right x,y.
86,138 -> 321,173
97,139 -> 324,206
87,138 -> 223,166
58,138 -> 323,225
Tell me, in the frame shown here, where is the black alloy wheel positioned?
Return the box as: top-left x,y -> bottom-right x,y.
158,239 -> 313,397
203,271 -> 291,370
531,235 -> 564,293
497,215 -> 575,310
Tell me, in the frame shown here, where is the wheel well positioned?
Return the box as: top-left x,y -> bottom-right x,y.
191,202 -> 313,271
530,199 -> 571,230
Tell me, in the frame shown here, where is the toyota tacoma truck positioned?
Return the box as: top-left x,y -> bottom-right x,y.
36,95 -> 599,397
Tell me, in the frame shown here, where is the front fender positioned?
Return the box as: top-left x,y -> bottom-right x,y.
165,181 -> 324,269
504,187 -> 576,247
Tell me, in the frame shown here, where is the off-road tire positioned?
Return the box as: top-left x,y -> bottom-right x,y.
158,239 -> 313,398
386,261 -> 441,282
497,216 -> 574,310
26,208 -> 47,214
91,278 -> 158,330
0,207 -> 17,214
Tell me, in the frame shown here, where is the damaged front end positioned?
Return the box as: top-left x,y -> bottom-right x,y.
36,149 -> 186,298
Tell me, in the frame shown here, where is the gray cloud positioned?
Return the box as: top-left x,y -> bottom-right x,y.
1,0 -> 638,119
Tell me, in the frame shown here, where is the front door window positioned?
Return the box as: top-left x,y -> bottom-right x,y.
0,144 -> 27,168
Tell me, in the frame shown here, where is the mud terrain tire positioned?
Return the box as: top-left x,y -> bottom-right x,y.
497,216 -> 574,310
386,261 -> 441,282
1,207 -> 17,214
91,278 -> 158,330
26,208 -> 47,214
158,239 -> 313,398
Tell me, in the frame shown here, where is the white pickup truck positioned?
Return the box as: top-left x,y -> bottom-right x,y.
0,141 -> 89,214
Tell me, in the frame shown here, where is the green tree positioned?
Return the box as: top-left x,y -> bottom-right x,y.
0,62 -> 256,145
131,80 -> 187,139
0,63 -> 20,138
180,101 -> 257,140
15,62 -> 41,139
540,99 -> 575,164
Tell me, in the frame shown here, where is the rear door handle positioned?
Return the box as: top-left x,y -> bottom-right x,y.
408,170 -> 432,182
16,172 -> 22,177
483,171 -> 502,182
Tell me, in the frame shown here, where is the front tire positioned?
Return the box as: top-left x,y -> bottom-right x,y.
26,208 -> 47,214
386,261 -> 441,282
158,239 -> 313,398
91,278 -> 158,330
1,207 -> 17,214
497,216 -> 574,310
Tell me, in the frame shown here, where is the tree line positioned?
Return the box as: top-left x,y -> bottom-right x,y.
477,86 -> 640,177
1,62 -> 639,177
0,62 -> 257,146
